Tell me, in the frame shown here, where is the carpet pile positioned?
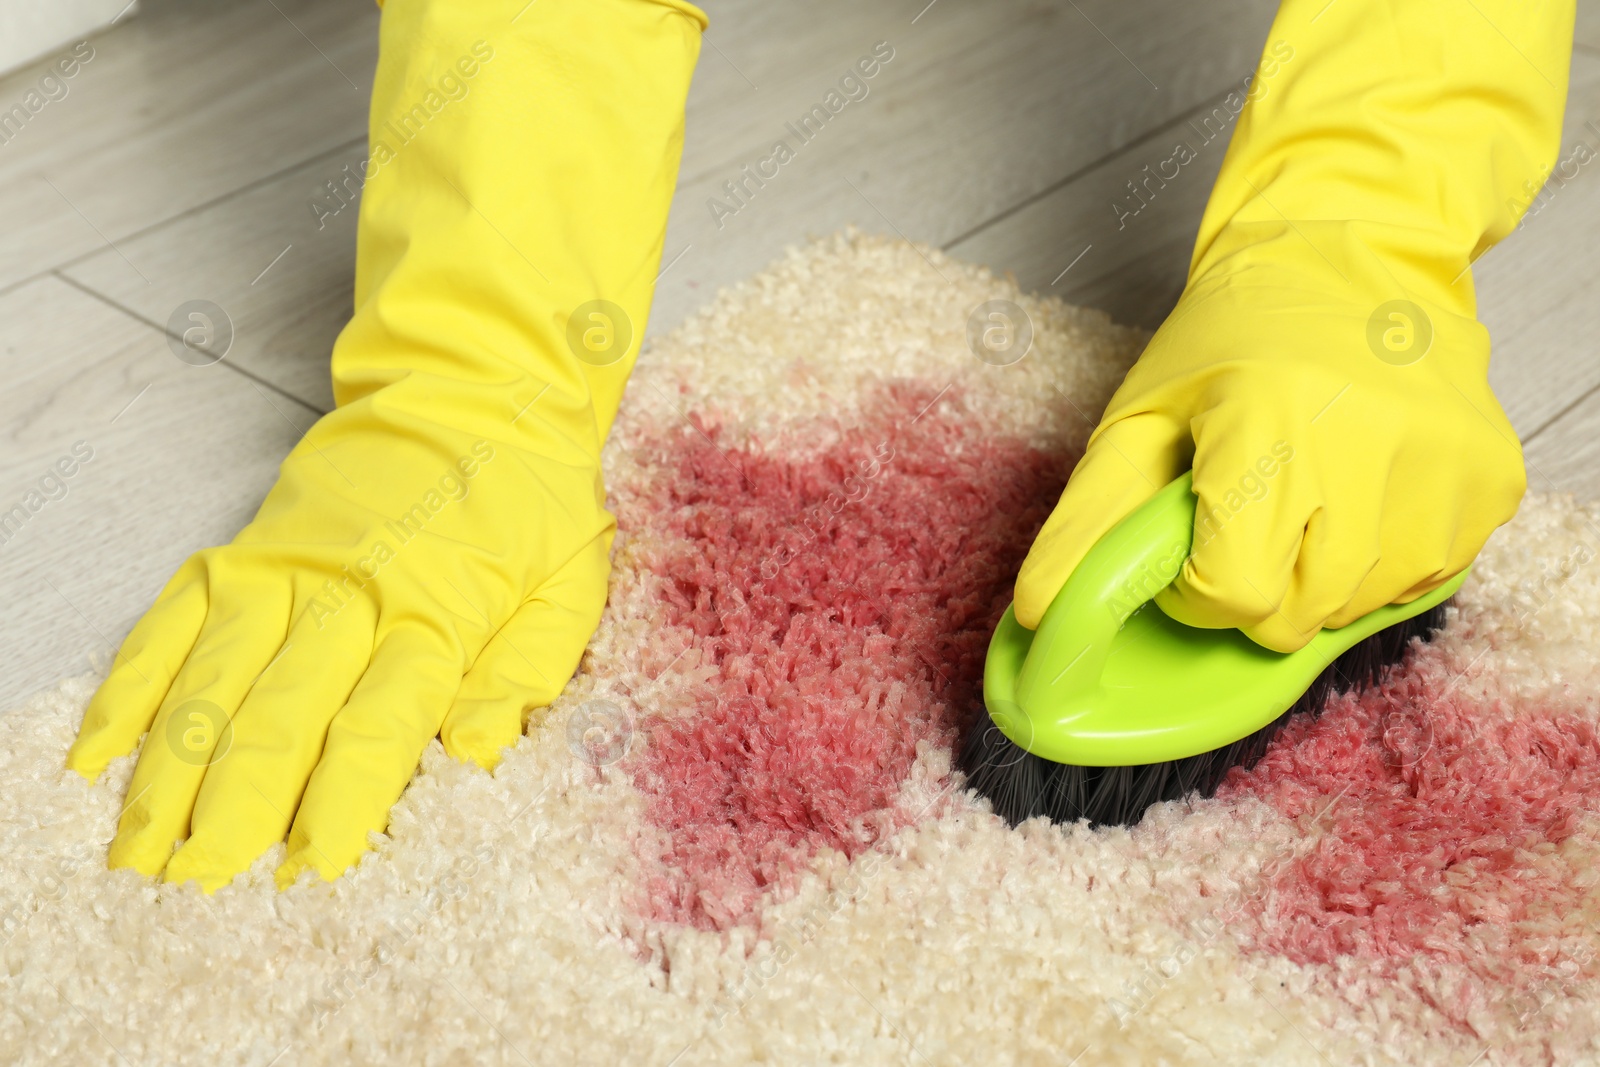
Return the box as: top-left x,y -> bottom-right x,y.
4,231 -> 1600,1065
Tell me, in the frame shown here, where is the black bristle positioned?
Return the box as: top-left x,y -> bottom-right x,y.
958,601 -> 1451,828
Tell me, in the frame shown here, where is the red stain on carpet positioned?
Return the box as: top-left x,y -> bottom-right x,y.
627,383 -> 1068,930
1224,668 -> 1600,1006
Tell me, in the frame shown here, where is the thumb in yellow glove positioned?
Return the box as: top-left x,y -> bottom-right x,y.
1016,0 -> 1573,651
66,0 -> 706,891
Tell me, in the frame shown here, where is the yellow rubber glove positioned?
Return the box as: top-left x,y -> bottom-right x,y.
66,0 -> 705,891
1015,0 -> 1573,651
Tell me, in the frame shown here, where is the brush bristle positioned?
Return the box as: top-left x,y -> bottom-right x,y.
958,601 -> 1451,828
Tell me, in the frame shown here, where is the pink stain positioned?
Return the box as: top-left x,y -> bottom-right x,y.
626,383 -> 1069,930
617,370 -> 1600,1008
1224,668 -> 1600,1018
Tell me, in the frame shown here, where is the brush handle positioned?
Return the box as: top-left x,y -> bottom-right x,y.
1013,474 -> 1197,711
987,472 -> 1470,765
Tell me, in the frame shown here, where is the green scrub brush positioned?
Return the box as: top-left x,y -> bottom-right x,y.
959,473 -> 1466,827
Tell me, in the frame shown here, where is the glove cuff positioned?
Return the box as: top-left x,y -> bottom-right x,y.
1192,0 -> 1575,319
333,0 -> 705,456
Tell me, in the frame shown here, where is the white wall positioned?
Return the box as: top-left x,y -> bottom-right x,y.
0,0 -> 134,76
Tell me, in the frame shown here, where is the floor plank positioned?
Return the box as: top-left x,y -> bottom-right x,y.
1523,394 -> 1600,501
0,277 -> 316,710
1579,0 -> 1600,53
1476,53 -> 1600,443
947,52 -> 1600,341
63,141 -> 366,413
0,0 -> 376,292
945,93 -> 1230,332
651,0 -> 1281,342
683,0 -> 1268,192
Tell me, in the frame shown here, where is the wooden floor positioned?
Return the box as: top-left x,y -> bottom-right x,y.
3,0 -> 1599,710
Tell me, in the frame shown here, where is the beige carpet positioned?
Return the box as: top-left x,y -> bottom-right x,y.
5,231 -> 1600,1066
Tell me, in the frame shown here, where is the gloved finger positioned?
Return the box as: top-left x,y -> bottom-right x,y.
1324,557 -> 1443,633
276,621 -> 465,887
1318,487 -> 1464,632
106,563 -> 293,877
1242,471 -> 1384,651
1013,410 -> 1187,629
67,555 -> 208,780
441,536 -> 611,769
163,589 -> 378,892
1155,404 -> 1320,648
1323,419 -> 1523,629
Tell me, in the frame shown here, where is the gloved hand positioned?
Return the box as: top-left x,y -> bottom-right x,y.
1015,0 -> 1574,651
66,0 -> 705,891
